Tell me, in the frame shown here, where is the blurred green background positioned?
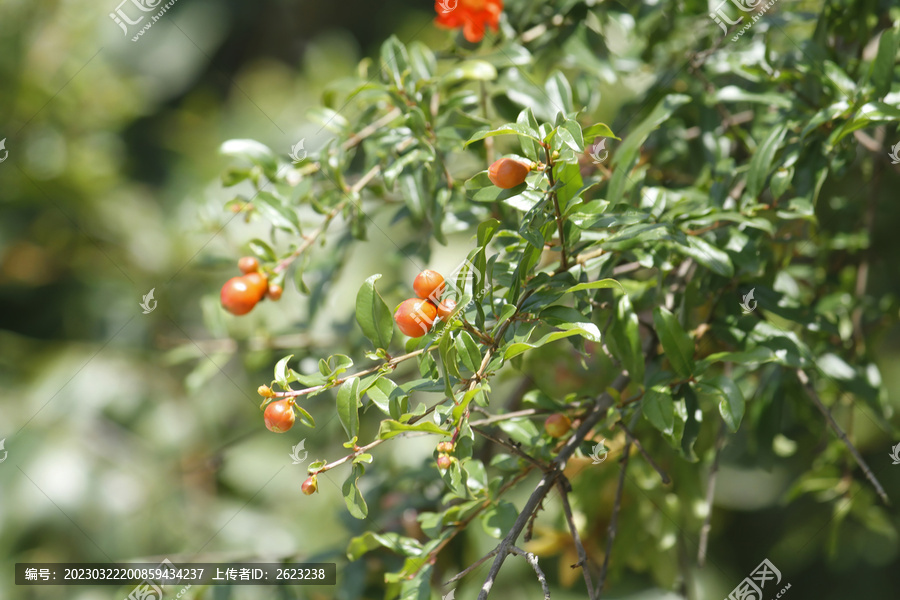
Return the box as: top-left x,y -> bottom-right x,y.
2,0 -> 900,599
0,2 -> 458,599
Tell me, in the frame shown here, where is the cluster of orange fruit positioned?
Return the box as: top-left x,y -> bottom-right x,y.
393,270 -> 458,338
220,257 -> 283,315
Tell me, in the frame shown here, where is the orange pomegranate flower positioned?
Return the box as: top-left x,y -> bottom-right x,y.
434,0 -> 503,43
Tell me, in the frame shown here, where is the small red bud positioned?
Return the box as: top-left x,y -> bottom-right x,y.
301,475 -> 318,495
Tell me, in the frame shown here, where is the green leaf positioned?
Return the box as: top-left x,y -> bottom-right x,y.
337,377 -> 361,440
219,139 -> 278,173
477,217 -> 501,248
342,463 -> 369,520
380,35 -> 409,89
274,354 -> 294,388
608,94 -> 690,203
679,385 -> 700,462
583,122 -> 619,142
746,124 -> 788,200
497,418 -> 541,446
443,60 -> 498,84
383,149 -> 432,190
254,191 -> 300,232
606,295 -> 644,383
551,161 -> 584,213
697,346 -> 777,371
870,26 -> 899,99
653,307 -> 695,378
491,303 -> 518,335
643,383 -> 675,435
673,235 -> 734,278
504,326 -> 600,359
319,354 -> 354,378
538,306 -> 602,341
346,531 -> 423,561
453,386 -> 484,422
466,123 -> 542,146
221,167 -> 251,187
353,453 -> 373,465
481,500 -> 518,538
355,274 -> 394,350
517,108 -> 542,159
816,353 -> 856,381
366,377 -> 398,415
564,278 -> 624,294
377,420 -> 450,440
248,238 -> 277,262
307,106 -> 350,133
455,331 -> 482,372
545,71 -> 574,113
294,405 -> 316,428
713,86 -> 792,109
698,376 -> 745,432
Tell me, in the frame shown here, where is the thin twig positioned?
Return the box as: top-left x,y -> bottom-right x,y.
850,128 -> 882,353
271,346 -> 436,398
445,547 -> 500,586
509,546 -> 551,600
480,81 -> 495,165
473,425 -> 548,471
340,107 -> 402,151
476,373 -> 630,600
557,478 -> 596,598
797,369 -> 889,505
698,421 -> 726,567
615,420 -> 670,484
271,164 -> 382,276
524,497 -> 544,542
272,201 -> 345,274
544,145 -> 569,271
469,408 -> 542,427
439,466 -> 536,583
597,435 -> 632,597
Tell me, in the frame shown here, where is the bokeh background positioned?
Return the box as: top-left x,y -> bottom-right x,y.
2,0 -> 900,599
